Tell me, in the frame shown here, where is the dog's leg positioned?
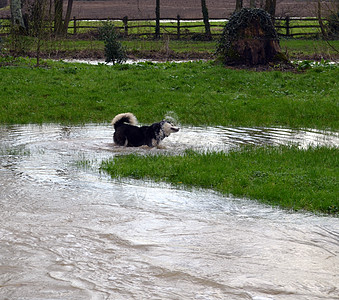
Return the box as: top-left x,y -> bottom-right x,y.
124,138 -> 129,147
151,138 -> 159,147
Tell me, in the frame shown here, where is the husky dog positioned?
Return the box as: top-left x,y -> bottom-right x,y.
111,112 -> 179,147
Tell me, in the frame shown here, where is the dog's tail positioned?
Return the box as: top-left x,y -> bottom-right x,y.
111,113 -> 138,128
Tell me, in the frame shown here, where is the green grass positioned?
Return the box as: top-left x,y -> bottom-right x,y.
49,38 -> 339,59
100,146 -> 339,215
0,58 -> 338,129
280,39 -> 339,59
41,38 -> 339,59
124,39 -> 216,55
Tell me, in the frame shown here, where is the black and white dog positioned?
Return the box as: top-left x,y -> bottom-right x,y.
112,112 -> 179,147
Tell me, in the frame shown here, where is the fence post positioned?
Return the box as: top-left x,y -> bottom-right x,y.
73,16 -> 77,35
285,16 -> 290,37
177,14 -> 181,40
123,15 -> 128,37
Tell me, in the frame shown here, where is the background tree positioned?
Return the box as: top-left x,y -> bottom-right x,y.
0,21 -> 3,53
265,0 -> 277,18
201,0 -> 212,40
327,8 -> 339,38
235,0 -> 243,11
235,0 -> 276,17
155,0 -> 160,39
32,0 -> 49,66
53,0 -> 74,35
10,0 -> 26,31
317,0 -> 327,37
54,0 -> 63,35
318,0 -> 339,55
63,0 -> 74,34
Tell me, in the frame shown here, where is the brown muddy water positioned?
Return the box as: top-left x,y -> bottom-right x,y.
0,124 -> 338,300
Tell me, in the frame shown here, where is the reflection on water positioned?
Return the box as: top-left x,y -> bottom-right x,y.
0,124 -> 338,300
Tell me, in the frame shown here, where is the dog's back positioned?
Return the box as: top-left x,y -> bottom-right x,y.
115,124 -> 149,147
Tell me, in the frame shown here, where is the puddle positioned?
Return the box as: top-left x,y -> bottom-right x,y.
62,59 -> 339,66
0,124 -> 338,300
62,58 -> 200,65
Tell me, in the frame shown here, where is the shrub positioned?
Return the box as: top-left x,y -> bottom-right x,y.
99,22 -> 127,64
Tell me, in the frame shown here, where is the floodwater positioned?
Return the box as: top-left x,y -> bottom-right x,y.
0,124 -> 338,300
61,58 -> 203,65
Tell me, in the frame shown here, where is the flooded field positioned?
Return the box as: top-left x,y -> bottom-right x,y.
0,124 -> 338,300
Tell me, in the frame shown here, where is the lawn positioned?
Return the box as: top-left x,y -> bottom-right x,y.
0,58 -> 338,129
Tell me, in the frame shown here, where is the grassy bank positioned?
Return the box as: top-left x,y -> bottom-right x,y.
0,58 -> 338,129
101,146 -> 339,215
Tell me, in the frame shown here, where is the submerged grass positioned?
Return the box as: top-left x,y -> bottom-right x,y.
0,58 -> 338,129
0,145 -> 30,156
101,146 -> 339,215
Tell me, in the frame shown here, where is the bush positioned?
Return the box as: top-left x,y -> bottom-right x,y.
99,22 -> 127,64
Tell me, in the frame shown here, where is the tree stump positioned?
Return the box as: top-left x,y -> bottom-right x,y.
218,8 -> 288,66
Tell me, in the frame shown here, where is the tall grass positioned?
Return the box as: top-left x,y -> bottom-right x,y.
101,146 -> 339,215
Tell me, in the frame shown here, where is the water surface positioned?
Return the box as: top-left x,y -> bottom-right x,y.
0,124 -> 338,300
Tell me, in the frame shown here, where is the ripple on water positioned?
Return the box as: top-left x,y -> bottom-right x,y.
0,124 -> 338,300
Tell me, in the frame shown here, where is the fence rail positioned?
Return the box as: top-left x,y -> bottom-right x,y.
0,16 -> 326,39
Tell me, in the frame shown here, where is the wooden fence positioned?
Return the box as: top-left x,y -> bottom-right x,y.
70,16 -> 326,38
0,16 -> 326,39
70,16 -> 224,39
275,16 -> 325,37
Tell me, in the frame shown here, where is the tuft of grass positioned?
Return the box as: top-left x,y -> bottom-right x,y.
0,146 -> 30,156
100,146 -> 339,215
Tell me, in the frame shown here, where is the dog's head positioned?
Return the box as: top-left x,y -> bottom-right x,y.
150,120 -> 180,147
161,120 -> 180,137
